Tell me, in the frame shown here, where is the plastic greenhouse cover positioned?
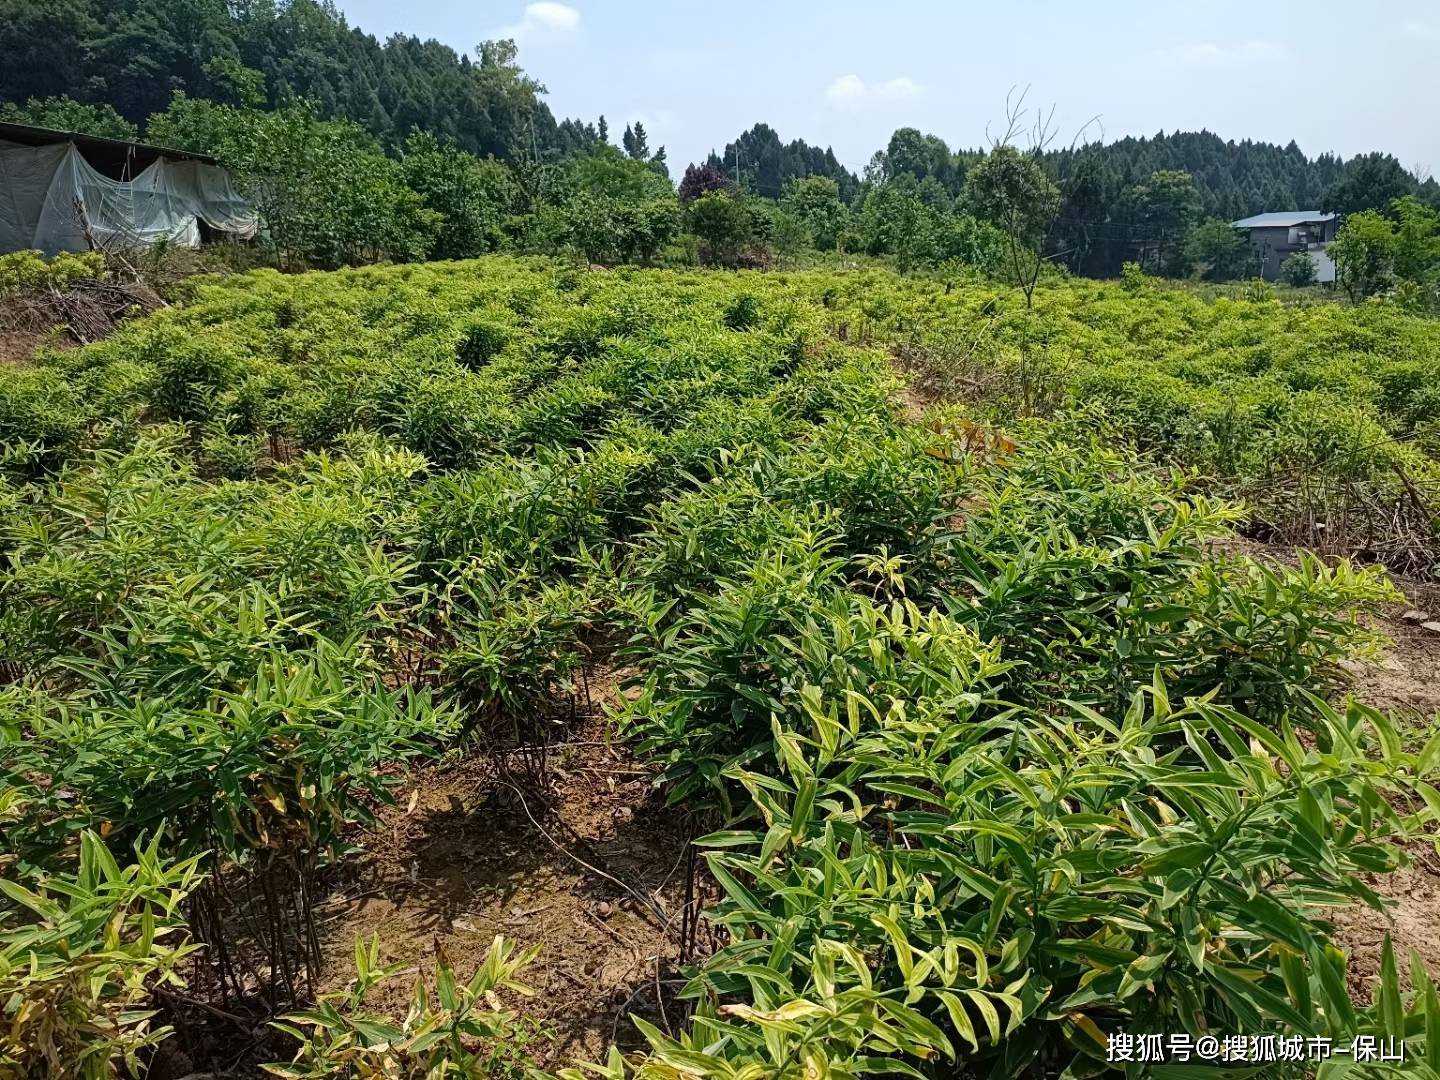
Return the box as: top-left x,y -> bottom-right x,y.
0,139 -> 258,256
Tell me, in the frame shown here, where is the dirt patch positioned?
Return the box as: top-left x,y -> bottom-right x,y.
895,382 -> 933,423
1201,535 -> 1440,1002
0,327 -> 53,367
1334,577 -> 1440,1002
1329,839 -> 1440,1004
1340,590 -> 1440,983
1347,579 -> 1440,725
313,711 -> 701,1068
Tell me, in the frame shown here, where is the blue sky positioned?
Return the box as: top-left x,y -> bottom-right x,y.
338,0 -> 1437,179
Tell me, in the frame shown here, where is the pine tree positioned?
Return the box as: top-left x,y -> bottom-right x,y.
628,121 -> 650,161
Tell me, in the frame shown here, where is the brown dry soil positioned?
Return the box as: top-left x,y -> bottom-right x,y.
312,687 -> 706,1068
1331,576 -> 1440,1003
0,327 -> 49,367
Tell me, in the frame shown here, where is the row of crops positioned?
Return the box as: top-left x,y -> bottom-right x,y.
2,259 -> 1440,1078
808,271 -> 1440,574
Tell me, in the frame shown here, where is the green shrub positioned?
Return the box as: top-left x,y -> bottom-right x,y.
0,833 -> 203,1080
0,250 -> 108,297
455,317 -> 511,369
1282,250 -> 1319,287
5,256 -> 1439,1078
266,935 -> 545,1079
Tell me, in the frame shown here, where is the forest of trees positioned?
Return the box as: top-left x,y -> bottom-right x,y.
700,124 -> 861,203
0,0 -> 600,160
2,0 -> 1438,284
864,126 -> 1439,277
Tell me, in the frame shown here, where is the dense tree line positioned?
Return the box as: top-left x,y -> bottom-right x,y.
702,123 -> 860,202
3,0 -> 1437,291
0,0 -> 597,160
866,126 -> 1440,277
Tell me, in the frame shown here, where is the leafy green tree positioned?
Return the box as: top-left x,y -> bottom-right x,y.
400,131 -> 518,260
1132,169 -> 1201,273
571,143 -> 673,202
1323,153 -> 1417,217
564,193 -> 625,265
852,180 -> 1006,275
888,199 -> 943,273
687,191 -> 753,266
854,182 -> 927,259
1183,218 -> 1250,281
1392,195 -> 1440,283
766,209 -> 810,256
561,194 -> 679,265
1280,250 -> 1318,287
781,176 -> 848,251
143,91 -> 232,153
148,95 -> 438,268
0,96 -> 137,140
964,145 -> 1061,306
618,199 -> 682,264
938,213 -> 1008,276
1331,210 -> 1397,299
199,56 -> 266,109
881,127 -> 959,191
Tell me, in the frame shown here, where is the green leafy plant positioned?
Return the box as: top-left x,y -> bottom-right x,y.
4,254 -> 1439,1080
266,934 -> 546,1079
0,833 -> 203,1080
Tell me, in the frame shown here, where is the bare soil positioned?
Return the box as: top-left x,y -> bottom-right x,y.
1346,580 -> 1440,725
1332,576 -> 1440,1003
895,382 -> 931,424
312,700 -> 705,1067
0,327 -> 51,367
1331,838 -> 1440,1003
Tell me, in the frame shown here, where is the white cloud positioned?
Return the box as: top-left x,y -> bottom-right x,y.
1151,40 -> 1284,67
875,77 -> 923,101
825,74 -> 924,107
499,2 -> 581,43
826,74 -> 868,102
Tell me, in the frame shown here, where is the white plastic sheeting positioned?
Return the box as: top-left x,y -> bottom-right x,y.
0,139 -> 258,255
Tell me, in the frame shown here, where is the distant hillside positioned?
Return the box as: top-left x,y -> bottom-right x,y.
854,125 -> 1437,276
0,0 -> 600,160
1047,131 -> 1333,219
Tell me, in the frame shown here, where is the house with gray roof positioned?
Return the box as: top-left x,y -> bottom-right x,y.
1230,210 -> 1338,282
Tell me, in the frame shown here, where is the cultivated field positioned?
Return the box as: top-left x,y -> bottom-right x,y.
3,259 -> 1440,1078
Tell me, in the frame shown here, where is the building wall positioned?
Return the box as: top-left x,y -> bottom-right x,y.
1245,219 -> 1338,281
1246,226 -> 1292,279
